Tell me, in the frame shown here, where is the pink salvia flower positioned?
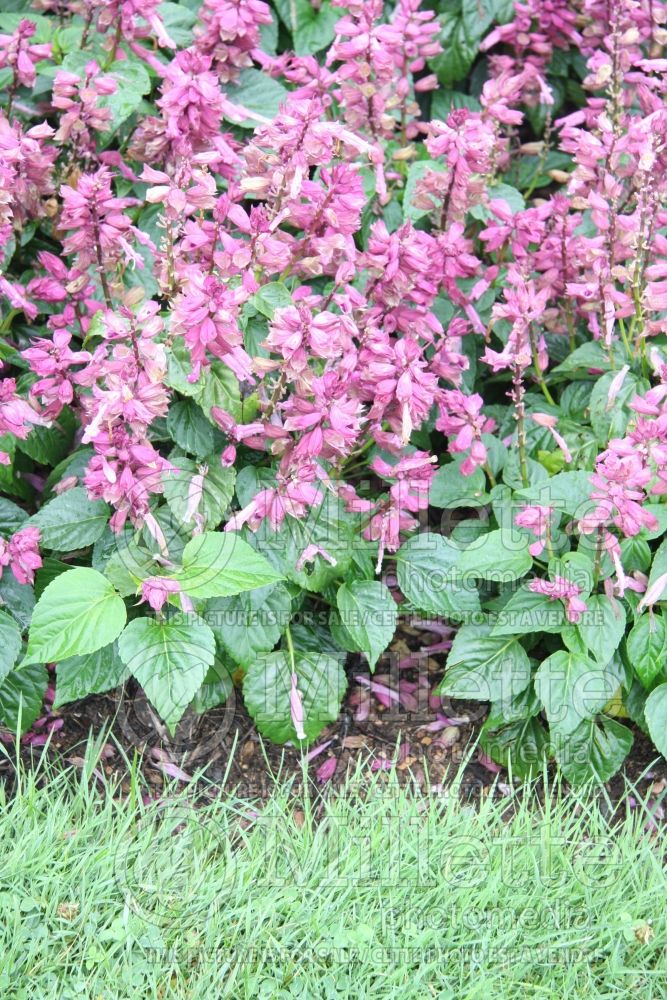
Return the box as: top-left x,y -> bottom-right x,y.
290,672 -> 306,740
529,575 -> 587,623
316,756 -> 338,784
515,505 -> 553,557
141,577 -> 182,612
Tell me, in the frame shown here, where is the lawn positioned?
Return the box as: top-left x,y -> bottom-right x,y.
1,744 -> 665,999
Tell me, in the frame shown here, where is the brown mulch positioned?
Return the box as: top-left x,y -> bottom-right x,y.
1,622 -> 666,830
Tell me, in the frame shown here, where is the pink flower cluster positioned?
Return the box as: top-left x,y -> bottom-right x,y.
1,0 -> 667,613
0,526 -> 42,586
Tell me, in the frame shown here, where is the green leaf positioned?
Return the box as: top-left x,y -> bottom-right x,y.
289,620 -> 341,655
176,532 -> 284,599
438,624 -> 531,702
228,68 -> 288,126
43,447 -> 94,499
191,656 -> 234,713
206,583 -> 291,668
166,400 -> 217,459
117,615 -> 216,732
274,0 -> 339,54
547,551 -> 596,600
555,716 -> 633,784
99,60 -> 152,133
259,8 -> 278,53
644,682 -> 667,758
516,470 -> 595,519
619,536 -> 651,572
34,558 -> 71,600
551,341 -> 625,378
486,683 -> 541,728
235,465 -> 278,507
251,282 -> 293,318
535,650 -> 615,736
15,406 -> 76,465
53,642 -> 127,708
502,453 -> 548,491
158,0 -> 197,46
431,11 -> 479,87
336,580 -> 397,671
0,663 -> 48,734
626,614 -> 667,690
576,595 -> 626,666
244,649 -> 347,744
458,529 -> 533,582
431,89 -> 481,120
645,536 -> 667,593
395,532 -> 481,620
0,609 -> 22,686
430,458 -> 488,509
0,575 -> 35,630
196,362 -> 243,422
23,568 -> 127,666
163,457 -> 235,530
403,160 -> 444,222
30,487 -> 109,551
0,497 -> 28,536
480,716 -> 550,779
638,505 -> 667,542
491,586 -> 565,636
462,0 -> 495,40
166,339 -> 201,398
469,183 -> 525,222
245,492 -> 355,594
102,532 -> 158,596
493,0 -> 515,22
589,371 -> 640,445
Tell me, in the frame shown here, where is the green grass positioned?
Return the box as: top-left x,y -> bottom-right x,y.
0,741 -> 665,999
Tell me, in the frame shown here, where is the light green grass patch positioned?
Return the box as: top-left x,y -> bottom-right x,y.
0,743 -> 665,999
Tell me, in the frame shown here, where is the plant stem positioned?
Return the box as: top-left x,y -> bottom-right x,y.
483,461 -> 497,489
592,526 -> 604,584
511,364 -> 529,489
528,325 -> 556,406
105,18 -> 123,70
90,206 -> 112,309
285,623 -> 296,672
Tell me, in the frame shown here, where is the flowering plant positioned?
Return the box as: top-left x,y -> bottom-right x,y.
1,0 -> 667,781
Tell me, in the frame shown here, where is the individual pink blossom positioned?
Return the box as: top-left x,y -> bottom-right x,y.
141,577 -> 182,612
295,544 -> 337,573
316,756 -> 338,784
530,412 -> 572,464
225,459 -> 324,533
637,573 -> 667,615
515,505 -> 554,557
290,672 -> 306,740
528,575 -> 588,623
0,378 -> 50,442
437,391 -> 490,474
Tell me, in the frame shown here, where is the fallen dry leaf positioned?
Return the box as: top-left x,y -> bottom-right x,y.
634,921 -> 654,945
